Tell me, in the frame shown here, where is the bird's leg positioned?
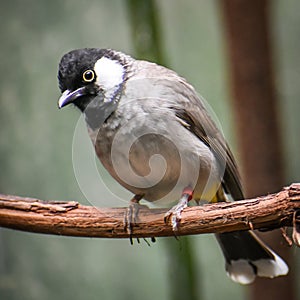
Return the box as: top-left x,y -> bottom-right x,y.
124,194 -> 145,244
164,186 -> 194,231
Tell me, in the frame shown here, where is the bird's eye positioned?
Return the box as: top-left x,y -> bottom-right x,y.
82,70 -> 95,83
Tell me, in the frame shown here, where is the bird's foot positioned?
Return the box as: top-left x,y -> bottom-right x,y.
124,194 -> 150,244
164,187 -> 193,231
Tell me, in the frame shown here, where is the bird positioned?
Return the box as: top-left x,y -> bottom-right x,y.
57,48 -> 288,284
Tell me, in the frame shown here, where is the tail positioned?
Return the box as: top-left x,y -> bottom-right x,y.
214,182 -> 288,284
216,231 -> 288,284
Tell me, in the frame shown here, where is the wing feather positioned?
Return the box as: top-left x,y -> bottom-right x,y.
170,80 -> 244,200
130,60 -> 244,200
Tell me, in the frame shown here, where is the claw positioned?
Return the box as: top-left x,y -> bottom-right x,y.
124,195 -> 144,244
164,186 -> 194,231
124,194 -> 155,245
164,194 -> 189,231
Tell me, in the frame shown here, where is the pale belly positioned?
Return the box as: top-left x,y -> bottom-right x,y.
89,119 -> 222,206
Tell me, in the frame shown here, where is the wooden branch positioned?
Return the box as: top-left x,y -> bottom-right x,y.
1,183 -> 300,242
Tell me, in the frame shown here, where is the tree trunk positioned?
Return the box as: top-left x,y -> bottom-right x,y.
220,0 -> 295,299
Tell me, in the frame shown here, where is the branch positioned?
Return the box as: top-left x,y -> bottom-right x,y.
1,184 -> 300,243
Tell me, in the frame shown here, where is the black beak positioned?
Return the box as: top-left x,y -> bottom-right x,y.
58,87 -> 87,109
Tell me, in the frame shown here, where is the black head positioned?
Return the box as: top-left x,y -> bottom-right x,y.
58,48 -> 105,93
57,48 -> 127,112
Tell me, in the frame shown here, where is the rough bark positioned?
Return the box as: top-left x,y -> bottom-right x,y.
0,184 -> 300,241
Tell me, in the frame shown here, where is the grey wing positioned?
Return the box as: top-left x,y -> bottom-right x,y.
131,60 -> 244,200
170,79 -> 244,201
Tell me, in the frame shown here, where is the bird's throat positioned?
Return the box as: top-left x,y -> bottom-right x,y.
83,98 -> 118,130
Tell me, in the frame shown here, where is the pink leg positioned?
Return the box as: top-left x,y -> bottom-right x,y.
164,186 -> 194,231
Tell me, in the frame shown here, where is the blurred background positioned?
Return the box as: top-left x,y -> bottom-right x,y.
0,0 -> 299,299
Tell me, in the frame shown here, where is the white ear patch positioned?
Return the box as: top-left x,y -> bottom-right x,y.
94,57 -> 125,91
